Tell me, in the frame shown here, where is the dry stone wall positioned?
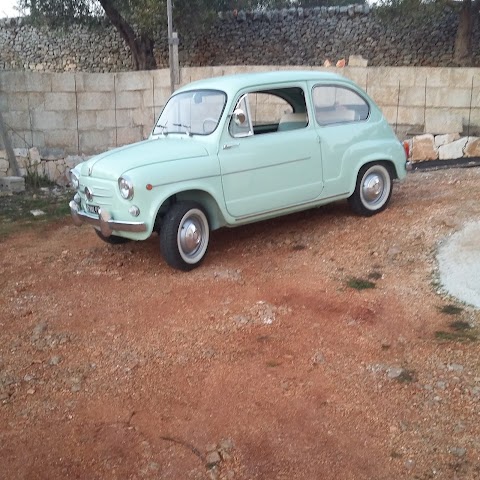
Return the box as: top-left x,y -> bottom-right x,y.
1,5 -> 479,73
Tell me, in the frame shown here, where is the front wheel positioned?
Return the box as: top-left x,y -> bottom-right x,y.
348,163 -> 393,217
160,202 -> 210,271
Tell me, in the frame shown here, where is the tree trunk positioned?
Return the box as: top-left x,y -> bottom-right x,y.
454,0 -> 474,63
98,0 -> 157,70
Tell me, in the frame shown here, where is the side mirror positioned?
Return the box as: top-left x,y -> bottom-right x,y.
233,109 -> 246,126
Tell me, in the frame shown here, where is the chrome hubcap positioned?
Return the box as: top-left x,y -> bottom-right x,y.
362,173 -> 384,204
179,217 -> 203,257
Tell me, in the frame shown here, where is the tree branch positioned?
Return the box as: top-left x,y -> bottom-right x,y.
97,0 -> 156,70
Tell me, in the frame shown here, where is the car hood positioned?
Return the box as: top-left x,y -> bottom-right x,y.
79,137 -> 209,180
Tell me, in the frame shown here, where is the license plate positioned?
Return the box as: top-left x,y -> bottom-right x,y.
86,204 -> 100,214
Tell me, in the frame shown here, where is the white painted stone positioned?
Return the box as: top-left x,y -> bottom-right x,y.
348,55 -> 368,67
0,176 -> 25,192
434,133 -> 460,147
438,138 -> 467,160
13,148 -> 28,157
464,137 -> 480,157
0,158 -> 9,175
29,147 -> 41,164
411,134 -> 438,162
44,160 -> 57,181
16,156 -> 29,169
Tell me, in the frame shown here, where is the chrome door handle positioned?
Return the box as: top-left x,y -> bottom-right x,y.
223,143 -> 240,150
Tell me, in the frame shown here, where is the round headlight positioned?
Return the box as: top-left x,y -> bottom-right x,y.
118,176 -> 134,200
69,170 -> 79,190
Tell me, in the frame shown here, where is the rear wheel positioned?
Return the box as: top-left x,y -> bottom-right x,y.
348,163 -> 393,216
95,229 -> 131,244
160,202 -> 210,271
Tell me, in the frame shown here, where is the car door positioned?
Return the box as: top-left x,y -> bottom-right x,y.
218,86 -> 323,219
309,83 -> 374,198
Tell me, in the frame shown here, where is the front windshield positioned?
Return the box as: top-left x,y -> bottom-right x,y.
153,89 -> 227,136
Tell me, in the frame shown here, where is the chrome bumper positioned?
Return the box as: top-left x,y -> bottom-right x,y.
69,201 -> 147,237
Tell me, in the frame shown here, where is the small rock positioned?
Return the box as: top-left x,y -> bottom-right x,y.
404,459 -> 415,470
312,351 -> 325,365
205,443 -> 217,453
207,466 -> 219,480
387,367 -> 404,379
449,447 -> 466,457
387,246 -> 401,257
32,322 -> 47,338
27,388 -> 35,395
30,209 -> 46,217
49,355 -> 62,366
232,315 -> 249,325
23,374 -> 34,382
411,134 -> 438,162
219,437 -> 234,452
447,363 -> 464,373
206,450 -> 221,468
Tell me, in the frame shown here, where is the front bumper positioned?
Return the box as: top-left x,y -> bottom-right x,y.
69,200 -> 147,238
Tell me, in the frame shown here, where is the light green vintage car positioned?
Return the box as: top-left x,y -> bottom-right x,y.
69,71 -> 409,270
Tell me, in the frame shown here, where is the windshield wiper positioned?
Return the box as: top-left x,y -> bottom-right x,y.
173,123 -> 192,136
154,122 -> 169,136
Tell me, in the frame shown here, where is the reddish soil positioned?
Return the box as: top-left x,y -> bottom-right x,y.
1,167 -> 480,480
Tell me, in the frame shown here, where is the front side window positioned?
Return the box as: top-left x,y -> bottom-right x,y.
313,85 -> 369,126
229,87 -> 308,138
153,89 -> 226,136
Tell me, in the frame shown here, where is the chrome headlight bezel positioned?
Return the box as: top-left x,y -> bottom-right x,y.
118,176 -> 134,200
69,170 -> 79,190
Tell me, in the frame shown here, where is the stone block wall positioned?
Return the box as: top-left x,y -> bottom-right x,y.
1,65 -> 480,184
0,69 -> 171,155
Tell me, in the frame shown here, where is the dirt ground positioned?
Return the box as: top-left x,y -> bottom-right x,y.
1,167 -> 480,480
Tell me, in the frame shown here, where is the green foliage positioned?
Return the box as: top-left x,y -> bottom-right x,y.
347,277 -> 376,290
395,369 -> 416,383
0,188 -> 71,241
18,0 -> 102,27
18,0 -> 365,34
435,320 -> 478,342
374,0 -> 455,22
438,304 -> 464,315
435,330 -> 478,342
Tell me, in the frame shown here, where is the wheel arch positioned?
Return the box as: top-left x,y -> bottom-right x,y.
154,189 -> 227,232
350,159 -> 397,195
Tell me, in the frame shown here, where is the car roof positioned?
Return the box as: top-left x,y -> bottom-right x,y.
176,70 -> 349,96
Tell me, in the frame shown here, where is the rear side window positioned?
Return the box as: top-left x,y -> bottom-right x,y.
313,86 -> 369,126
